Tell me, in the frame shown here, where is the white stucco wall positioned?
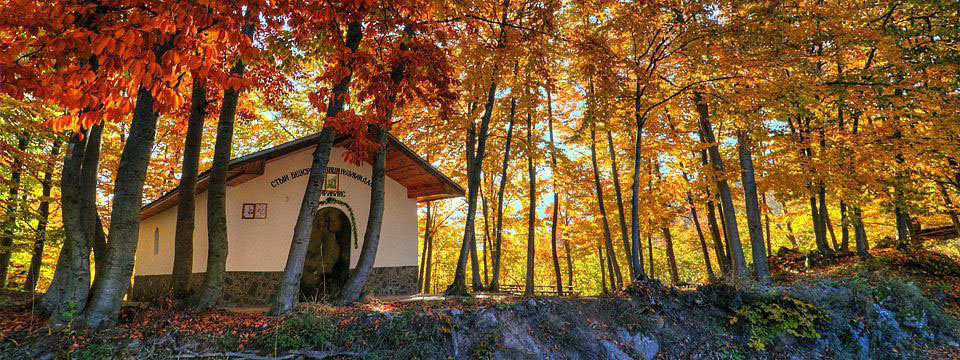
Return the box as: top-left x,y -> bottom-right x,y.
134,146 -> 419,276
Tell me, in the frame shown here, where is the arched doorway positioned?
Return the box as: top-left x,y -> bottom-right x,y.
300,207 -> 351,301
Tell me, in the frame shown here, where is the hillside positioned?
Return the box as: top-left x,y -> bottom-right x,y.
1,248 -> 959,359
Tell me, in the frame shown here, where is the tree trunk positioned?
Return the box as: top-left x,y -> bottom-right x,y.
481,184 -> 490,285
606,130 -> 633,280
25,140 -> 62,292
424,203 -> 434,293
810,196 -> 831,253
446,73 -> 497,296
272,21 -> 362,314
661,227 -> 680,283
737,131 -> 770,283
195,59 -> 246,309
80,86 -> 161,330
937,183 -> 960,235
50,123 -> 101,326
785,221 -> 799,248
647,231 -> 654,280
524,110 -> 536,296
172,78 -> 207,299
340,129 -> 389,304
853,206 -> 870,258
694,92 -> 747,278
469,221 -> 482,290
839,201 -> 850,252
418,204 -> 430,293
717,199 -> 730,265
590,125 -> 622,289
705,199 -> 728,274
688,197 -> 716,283
467,125 -> 482,291
628,89 -> 647,280
0,135 -> 29,287
824,198 -> 839,251
894,204 -> 911,250
701,148 -> 728,274
547,89 -> 563,295
598,243 -> 608,294
488,97 -> 516,292
564,229 -> 573,289
40,134 -> 85,317
763,193 -> 772,257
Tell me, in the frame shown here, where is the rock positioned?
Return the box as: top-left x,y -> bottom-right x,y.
649,314 -> 665,330
126,339 -> 142,351
477,309 -> 498,327
630,335 -> 659,360
777,332 -> 798,347
856,334 -> 870,360
524,298 -> 538,309
616,330 -> 658,360
600,340 -> 631,360
873,304 -> 908,351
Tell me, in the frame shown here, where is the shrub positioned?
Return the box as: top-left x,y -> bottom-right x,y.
730,297 -> 828,351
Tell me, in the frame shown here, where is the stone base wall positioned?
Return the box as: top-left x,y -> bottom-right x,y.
360,265 -> 418,296
130,265 -> 417,305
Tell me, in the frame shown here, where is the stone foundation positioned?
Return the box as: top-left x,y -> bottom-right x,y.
130,265 -> 417,305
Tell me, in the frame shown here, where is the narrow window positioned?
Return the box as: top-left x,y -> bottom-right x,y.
154,228 -> 160,255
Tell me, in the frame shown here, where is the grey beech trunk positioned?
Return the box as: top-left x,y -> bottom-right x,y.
688,196 -> 716,282
606,129 -> 633,280
824,199 -> 838,250
839,201 -> 850,252
937,183 -> 960,235
418,210 -> 430,292
80,86 -> 161,329
693,91 -> 747,278
564,224 -> 573,288
853,206 -> 870,258
809,196 -> 831,253
700,140 -> 728,274
422,202 -> 434,292
340,27 -> 411,303
661,227 -> 680,283
597,243 -> 607,294
737,131 -> 769,283
590,125 -> 622,289
25,139 -> 62,291
481,185 -> 490,284
785,221 -> 799,248
647,230 -> 654,279
628,83 -> 647,279
524,110 -> 536,296
172,78 -> 207,299
0,135 -> 29,286
81,124 -> 104,278
446,74 -> 497,296
763,193 -> 772,256
547,90 -> 563,295
195,59 -> 246,309
50,123 -> 101,327
272,20 -> 363,314
488,97 -> 516,292
340,129 -> 388,304
705,199 -> 728,274
40,134 -> 85,317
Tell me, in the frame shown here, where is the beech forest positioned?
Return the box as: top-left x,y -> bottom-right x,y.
1,0 -> 960,358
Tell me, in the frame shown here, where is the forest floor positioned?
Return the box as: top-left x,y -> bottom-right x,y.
2,246 -> 960,359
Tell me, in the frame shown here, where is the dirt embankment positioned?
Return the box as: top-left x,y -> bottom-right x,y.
2,249 -> 959,359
